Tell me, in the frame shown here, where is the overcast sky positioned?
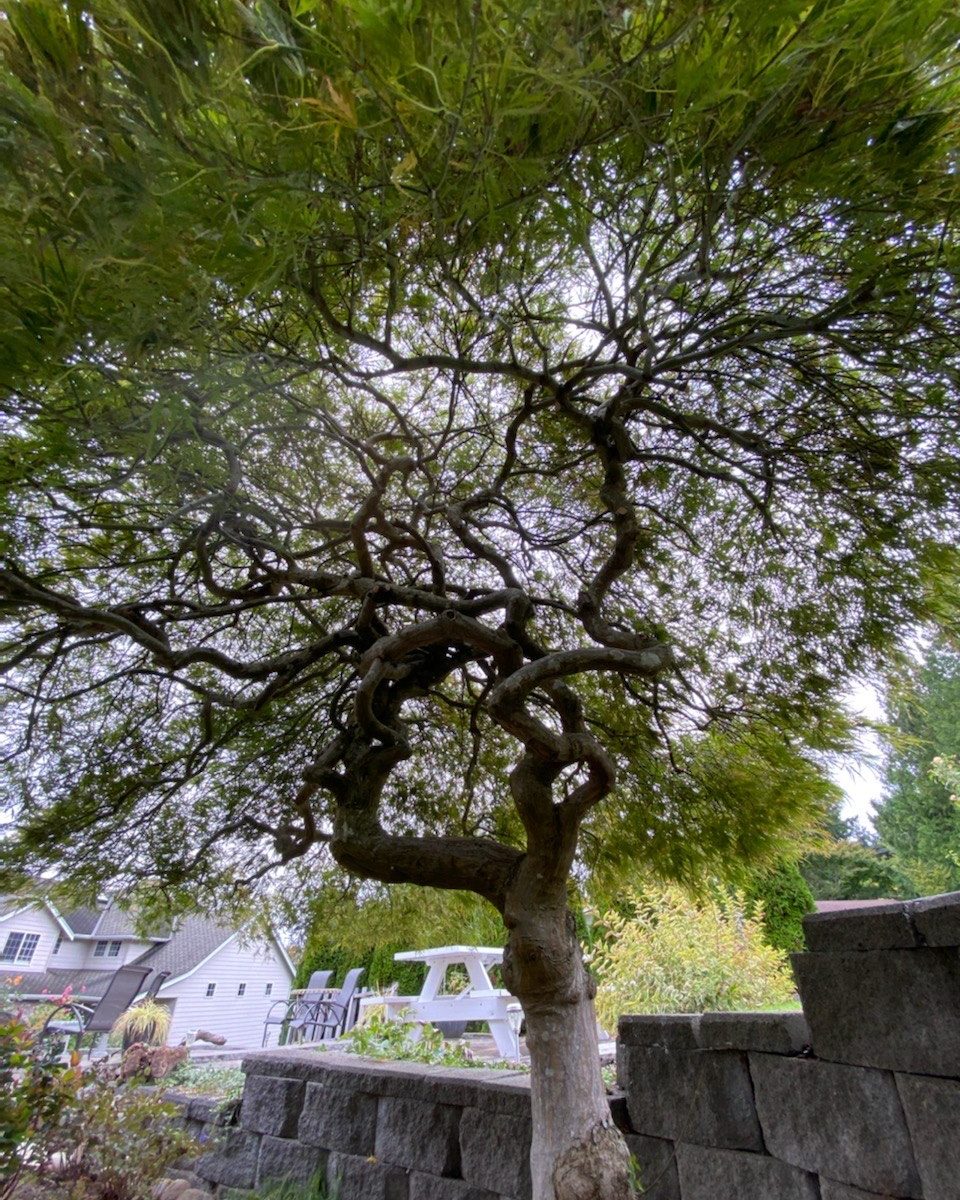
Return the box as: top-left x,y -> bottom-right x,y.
830,682 -> 886,829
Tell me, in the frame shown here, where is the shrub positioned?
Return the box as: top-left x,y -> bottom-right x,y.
345,1011 -> 520,1070
1,1010 -> 197,1200
42,1072 -> 198,1200
112,999 -> 172,1047
744,860 -> 815,953
589,885 -> 796,1030
0,1011 -> 82,1200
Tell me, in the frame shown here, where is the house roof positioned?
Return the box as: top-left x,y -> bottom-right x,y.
60,905 -> 101,935
0,894 -> 293,994
131,914 -> 295,986
132,915 -> 239,982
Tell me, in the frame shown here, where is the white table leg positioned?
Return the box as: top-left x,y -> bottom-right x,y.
420,962 -> 445,1001
488,1018 -> 520,1059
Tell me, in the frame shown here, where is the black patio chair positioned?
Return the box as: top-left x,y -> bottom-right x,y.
261,969 -> 333,1047
143,970 -> 170,999
38,965 -> 153,1057
302,967 -> 365,1041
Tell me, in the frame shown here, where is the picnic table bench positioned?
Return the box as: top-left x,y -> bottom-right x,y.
359,945 -> 522,1058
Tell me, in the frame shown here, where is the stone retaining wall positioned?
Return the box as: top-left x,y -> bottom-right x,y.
193,890 -> 960,1199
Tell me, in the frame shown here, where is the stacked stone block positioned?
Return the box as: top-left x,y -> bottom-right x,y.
617,889 -> 960,1199
192,890 -> 960,1199
194,1053 -> 534,1200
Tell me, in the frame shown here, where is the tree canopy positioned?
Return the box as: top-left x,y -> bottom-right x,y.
4,5 -> 960,1194
2,0 -> 958,915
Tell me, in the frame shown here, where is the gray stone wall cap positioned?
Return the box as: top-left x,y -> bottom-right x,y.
241,1048 -> 531,1112
907,890 -> 960,947
696,1011 -> 811,1054
793,947 -> 960,1077
618,1014 -> 701,1048
801,903 -> 918,952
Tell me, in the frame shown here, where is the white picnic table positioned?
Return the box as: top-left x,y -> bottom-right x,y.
359,944 -> 522,1059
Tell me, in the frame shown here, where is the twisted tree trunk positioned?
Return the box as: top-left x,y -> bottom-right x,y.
503,867 -> 631,1200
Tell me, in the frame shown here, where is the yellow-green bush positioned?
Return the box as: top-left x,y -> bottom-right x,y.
589,886 -> 796,1031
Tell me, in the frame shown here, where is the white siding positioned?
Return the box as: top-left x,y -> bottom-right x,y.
0,904 -> 62,971
161,935 -> 292,1049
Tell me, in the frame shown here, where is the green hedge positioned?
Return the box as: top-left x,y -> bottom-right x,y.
745,859 -> 815,953
294,940 -> 426,995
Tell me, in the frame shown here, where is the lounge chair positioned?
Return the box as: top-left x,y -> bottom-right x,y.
261,969 -> 333,1048
142,970 -> 170,999
38,964 -> 153,1057
302,967 -> 365,1041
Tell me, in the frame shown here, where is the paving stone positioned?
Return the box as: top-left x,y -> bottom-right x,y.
896,1073 -> 960,1200
375,1097 -> 461,1176
675,1143 -> 819,1200
257,1135 -> 327,1188
802,904 -> 918,952
194,1130 -> 260,1188
408,1173 -> 502,1200
326,1150 -> 410,1200
696,1011 -> 810,1055
623,1134 -> 679,1200
298,1081 -> 378,1154
620,1044 -> 763,1150
819,1180 -> 898,1200
749,1054 -> 921,1197
793,948 -> 960,1076
618,1014 -> 700,1049
908,891 -> 960,947
240,1074 -> 305,1138
459,1105 -> 532,1199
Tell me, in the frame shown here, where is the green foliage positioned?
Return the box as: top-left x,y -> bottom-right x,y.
345,1010 -> 519,1070
875,643 -> 960,893
0,1013 -> 195,1200
744,860 -> 815,954
111,999 -> 172,1047
165,1060 -> 246,1101
0,0 -> 958,929
295,883 -> 507,992
585,725 -> 842,904
801,841 -> 915,900
799,802 -> 915,899
258,1172 -> 333,1200
589,886 -> 797,1030
0,1012 -> 81,1200
41,1076 -> 199,1200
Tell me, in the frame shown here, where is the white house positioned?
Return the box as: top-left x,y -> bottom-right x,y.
0,894 -> 294,1049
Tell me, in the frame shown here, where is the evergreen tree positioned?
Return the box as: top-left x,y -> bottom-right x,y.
876,644 -> 960,894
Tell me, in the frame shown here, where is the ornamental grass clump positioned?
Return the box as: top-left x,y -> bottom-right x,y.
590,886 -> 796,1030
111,1000 -> 171,1047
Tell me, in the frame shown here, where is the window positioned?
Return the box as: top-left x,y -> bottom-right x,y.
205,983 -> 216,997
108,941 -> 122,958
94,940 -> 108,957
264,983 -> 273,997
52,934 -> 63,955
0,932 -> 40,964
237,983 -> 246,997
